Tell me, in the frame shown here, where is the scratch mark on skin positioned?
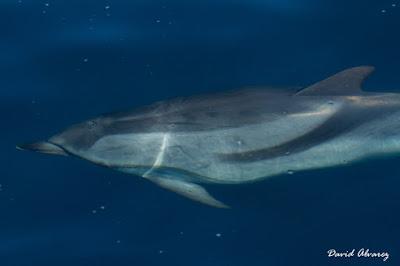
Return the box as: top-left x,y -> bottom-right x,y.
143,133 -> 170,178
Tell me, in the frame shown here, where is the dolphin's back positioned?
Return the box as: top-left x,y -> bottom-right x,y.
101,87 -> 310,133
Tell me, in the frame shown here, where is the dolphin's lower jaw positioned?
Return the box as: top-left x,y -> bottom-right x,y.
16,141 -> 69,156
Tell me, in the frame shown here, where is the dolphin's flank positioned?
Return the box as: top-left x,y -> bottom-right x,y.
18,66 -> 400,208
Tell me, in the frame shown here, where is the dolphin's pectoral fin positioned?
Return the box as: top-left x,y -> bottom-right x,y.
146,176 -> 230,208
296,66 -> 375,96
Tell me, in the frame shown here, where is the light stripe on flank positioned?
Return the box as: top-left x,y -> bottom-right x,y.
217,106 -> 379,163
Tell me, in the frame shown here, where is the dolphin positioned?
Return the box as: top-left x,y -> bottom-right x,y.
17,66 -> 400,208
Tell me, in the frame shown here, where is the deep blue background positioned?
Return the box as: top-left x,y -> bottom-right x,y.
1,0 -> 399,265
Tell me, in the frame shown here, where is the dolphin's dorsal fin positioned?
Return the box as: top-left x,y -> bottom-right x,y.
296,66 -> 375,96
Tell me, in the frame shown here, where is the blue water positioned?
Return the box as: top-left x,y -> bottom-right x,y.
1,0 -> 399,265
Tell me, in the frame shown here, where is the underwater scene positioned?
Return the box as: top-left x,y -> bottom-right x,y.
1,0 -> 400,265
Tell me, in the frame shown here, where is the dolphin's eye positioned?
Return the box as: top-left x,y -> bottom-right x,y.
87,120 -> 97,130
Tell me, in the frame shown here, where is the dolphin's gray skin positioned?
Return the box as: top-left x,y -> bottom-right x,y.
18,66 -> 400,208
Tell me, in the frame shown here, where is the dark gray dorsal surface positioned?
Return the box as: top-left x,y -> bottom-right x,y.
102,87 -> 303,134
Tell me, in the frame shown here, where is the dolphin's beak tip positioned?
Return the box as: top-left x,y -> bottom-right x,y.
16,144 -> 23,151
15,141 -> 68,156
16,143 -> 34,151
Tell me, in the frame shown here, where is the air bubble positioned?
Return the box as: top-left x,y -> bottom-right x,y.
287,170 -> 294,175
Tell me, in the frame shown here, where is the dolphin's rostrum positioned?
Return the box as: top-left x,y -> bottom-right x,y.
17,66 -> 400,208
